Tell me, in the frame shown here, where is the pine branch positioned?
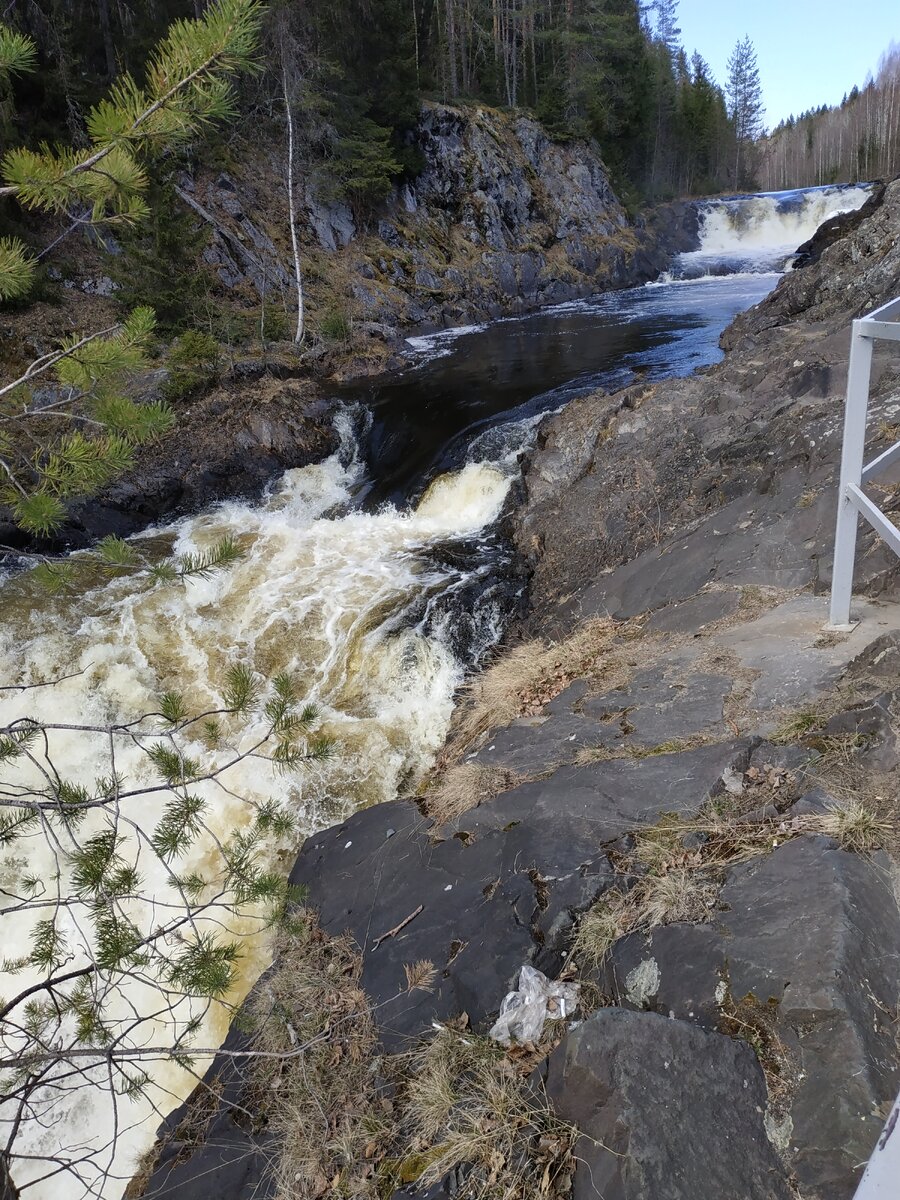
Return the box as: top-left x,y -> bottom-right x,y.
0,0 -> 262,207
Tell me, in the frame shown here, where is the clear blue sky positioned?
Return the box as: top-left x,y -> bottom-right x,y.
677,0 -> 897,128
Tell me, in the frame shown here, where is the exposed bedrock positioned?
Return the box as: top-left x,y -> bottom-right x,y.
182,102 -> 684,349
514,179 -> 900,636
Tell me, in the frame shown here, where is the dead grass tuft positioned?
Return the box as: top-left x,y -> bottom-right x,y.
423,762 -> 523,824
445,617 -> 639,759
573,866 -> 718,970
575,734 -> 712,767
572,791 -> 892,974
817,798 -> 892,853
245,912 -> 385,1200
388,1026 -> 576,1199
769,707 -> 822,744
404,960 -> 438,993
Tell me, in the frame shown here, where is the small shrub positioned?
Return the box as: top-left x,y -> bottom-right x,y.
259,302 -> 290,343
163,330 -> 221,401
320,306 -> 352,341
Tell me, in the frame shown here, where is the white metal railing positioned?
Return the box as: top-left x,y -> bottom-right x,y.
830,295 -> 900,1192
829,294 -> 900,629
853,1089 -> 900,1199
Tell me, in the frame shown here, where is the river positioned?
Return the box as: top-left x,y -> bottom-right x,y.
0,182 -> 872,1197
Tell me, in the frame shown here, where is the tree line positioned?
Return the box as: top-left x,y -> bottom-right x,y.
1,1 -> 770,209
282,0 -> 758,201
760,45 -> 900,190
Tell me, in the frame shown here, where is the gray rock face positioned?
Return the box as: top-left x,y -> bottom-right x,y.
544,1008 -> 793,1200
290,740 -> 752,1051
175,102 -> 664,339
514,184 -> 900,631
598,836 -> 900,1199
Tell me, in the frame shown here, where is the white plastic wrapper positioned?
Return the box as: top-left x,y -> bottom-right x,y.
488,964 -> 580,1047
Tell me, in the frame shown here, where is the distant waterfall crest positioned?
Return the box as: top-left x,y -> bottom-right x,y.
672,183 -> 874,280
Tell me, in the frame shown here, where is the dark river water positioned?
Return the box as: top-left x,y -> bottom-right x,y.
343,272 -> 780,506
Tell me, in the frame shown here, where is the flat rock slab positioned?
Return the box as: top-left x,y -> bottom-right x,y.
453,740 -> 754,858
717,594 -> 900,710
645,587 -> 741,633
544,1008 -> 793,1200
140,1024 -> 273,1200
291,741 -> 752,1050
470,665 -> 733,775
598,835 -> 900,1199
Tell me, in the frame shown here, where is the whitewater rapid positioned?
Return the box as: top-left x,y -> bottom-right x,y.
674,182 -> 873,278
0,416 -> 515,1197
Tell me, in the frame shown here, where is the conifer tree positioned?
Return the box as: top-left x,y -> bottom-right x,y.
727,35 -> 765,188
0,665 -> 335,1192
0,0 -> 262,538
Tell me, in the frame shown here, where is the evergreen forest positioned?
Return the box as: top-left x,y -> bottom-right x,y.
2,0 -> 762,207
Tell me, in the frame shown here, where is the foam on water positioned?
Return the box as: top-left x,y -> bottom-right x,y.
0,419 -> 513,1197
675,183 -> 873,278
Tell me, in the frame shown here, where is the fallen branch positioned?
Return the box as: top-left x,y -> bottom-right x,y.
372,904 -> 424,951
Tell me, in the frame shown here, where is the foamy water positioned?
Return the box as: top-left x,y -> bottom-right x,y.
0,418 -> 513,1197
675,183 -> 873,277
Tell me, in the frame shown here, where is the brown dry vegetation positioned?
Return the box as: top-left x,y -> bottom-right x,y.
386,1027 -> 576,1200
442,616 -> 641,764
244,913 -> 384,1199
244,913 -> 576,1200
572,798 -> 892,971
423,762 -> 525,824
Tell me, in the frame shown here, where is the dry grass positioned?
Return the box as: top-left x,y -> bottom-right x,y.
719,986 -> 798,1110
244,913 -> 386,1200
769,707 -> 823,744
572,795 -> 892,972
573,866 -> 718,970
245,916 -> 578,1200
816,798 -> 892,853
423,763 -> 524,824
574,734 -> 712,766
387,1026 -> 576,1199
445,617 -> 640,760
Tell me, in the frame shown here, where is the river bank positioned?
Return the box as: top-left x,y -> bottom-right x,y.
2,166 -> 895,1199
1,101 -> 696,557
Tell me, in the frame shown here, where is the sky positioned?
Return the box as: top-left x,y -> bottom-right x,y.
676,0 -> 897,129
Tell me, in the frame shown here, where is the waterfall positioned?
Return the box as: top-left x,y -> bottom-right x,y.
673,183 -> 874,279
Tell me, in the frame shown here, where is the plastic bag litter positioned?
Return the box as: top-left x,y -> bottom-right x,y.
488,964 -> 580,1047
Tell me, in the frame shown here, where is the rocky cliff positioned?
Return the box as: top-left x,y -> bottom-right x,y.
2,102 -> 679,552
186,102 -> 668,363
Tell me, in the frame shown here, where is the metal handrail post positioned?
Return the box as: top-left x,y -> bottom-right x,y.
852,1088 -> 900,1198
828,322 -> 875,628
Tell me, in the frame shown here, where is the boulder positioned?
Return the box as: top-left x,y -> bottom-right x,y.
544,1008 -> 793,1200
290,741 -> 754,1051
597,836 -> 900,1199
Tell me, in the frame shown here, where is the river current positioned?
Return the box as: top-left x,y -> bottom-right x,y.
0,182 -> 873,1197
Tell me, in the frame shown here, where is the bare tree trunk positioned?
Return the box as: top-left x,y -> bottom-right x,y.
412,0 -> 421,87
96,0 -> 117,79
283,66 -> 305,346
446,0 -> 459,96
